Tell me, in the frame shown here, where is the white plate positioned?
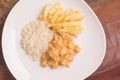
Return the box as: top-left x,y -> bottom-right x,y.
2,0 -> 106,80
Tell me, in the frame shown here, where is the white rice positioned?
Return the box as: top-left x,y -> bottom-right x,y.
21,20 -> 54,61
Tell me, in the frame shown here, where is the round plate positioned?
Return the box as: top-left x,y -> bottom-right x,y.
2,0 -> 106,80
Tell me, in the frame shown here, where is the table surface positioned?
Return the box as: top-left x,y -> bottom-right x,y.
0,0 -> 120,80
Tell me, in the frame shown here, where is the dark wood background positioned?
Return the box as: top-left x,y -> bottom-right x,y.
0,0 -> 120,80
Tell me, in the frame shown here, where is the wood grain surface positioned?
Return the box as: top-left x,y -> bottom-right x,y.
0,0 -> 120,80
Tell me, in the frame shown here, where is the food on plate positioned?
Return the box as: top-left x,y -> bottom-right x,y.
21,2 -> 84,69
39,2 -> 84,36
21,20 -> 54,61
41,32 -> 80,68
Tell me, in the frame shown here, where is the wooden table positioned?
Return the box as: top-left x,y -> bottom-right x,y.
0,0 -> 120,80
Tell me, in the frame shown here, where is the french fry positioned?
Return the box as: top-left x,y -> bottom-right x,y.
62,26 -> 83,32
42,4 -> 52,20
56,9 -> 72,22
38,2 -> 84,35
38,15 -> 43,20
54,21 -> 82,27
68,16 -> 85,22
49,2 -> 61,16
64,12 -> 81,21
48,3 -> 62,22
50,8 -> 63,23
63,10 -> 80,19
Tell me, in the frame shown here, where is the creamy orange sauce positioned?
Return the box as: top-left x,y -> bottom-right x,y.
41,32 -> 80,68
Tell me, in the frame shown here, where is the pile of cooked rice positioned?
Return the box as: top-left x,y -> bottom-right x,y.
21,20 -> 54,61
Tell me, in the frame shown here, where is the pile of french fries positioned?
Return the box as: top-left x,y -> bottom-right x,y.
39,2 -> 84,36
